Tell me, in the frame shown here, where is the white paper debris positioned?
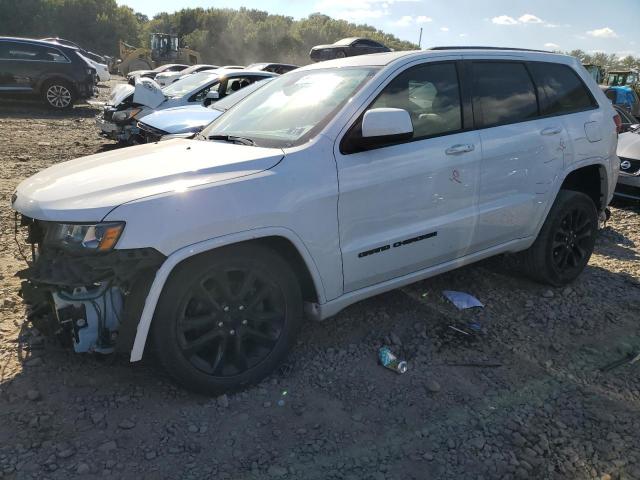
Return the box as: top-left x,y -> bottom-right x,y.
442,290 -> 484,310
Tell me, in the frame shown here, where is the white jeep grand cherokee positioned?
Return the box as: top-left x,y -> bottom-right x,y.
12,48 -> 620,394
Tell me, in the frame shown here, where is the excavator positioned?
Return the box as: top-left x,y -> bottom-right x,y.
117,33 -> 201,76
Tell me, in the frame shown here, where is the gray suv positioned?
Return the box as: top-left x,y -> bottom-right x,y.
0,37 -> 96,109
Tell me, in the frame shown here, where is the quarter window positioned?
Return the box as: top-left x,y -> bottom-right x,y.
472,62 -> 538,128
370,62 -> 462,139
528,62 -> 596,115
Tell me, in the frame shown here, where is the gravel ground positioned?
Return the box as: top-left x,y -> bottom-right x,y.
0,79 -> 639,480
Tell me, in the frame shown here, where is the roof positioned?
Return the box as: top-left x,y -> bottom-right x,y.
0,36 -> 78,50
300,47 -> 575,71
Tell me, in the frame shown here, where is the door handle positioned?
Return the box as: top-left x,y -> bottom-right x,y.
541,127 -> 562,136
445,144 -> 475,155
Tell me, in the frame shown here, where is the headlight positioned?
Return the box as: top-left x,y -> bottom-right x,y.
45,222 -> 125,251
112,108 -> 141,122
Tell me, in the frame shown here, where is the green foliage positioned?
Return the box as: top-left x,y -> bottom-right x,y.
567,49 -> 640,71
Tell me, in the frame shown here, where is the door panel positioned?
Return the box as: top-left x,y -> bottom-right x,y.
337,132 -> 481,292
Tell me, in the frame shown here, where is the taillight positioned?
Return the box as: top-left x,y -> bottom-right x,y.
613,114 -> 622,134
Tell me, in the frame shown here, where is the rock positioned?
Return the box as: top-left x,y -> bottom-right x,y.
426,380 -> 441,393
217,394 -> 229,408
56,448 -> 75,459
188,424 -> 199,433
24,357 -> 42,367
91,412 -> 105,424
471,437 -> 486,450
76,463 -> 90,475
16,155 -> 30,162
267,465 -> 288,477
118,419 -> 136,430
98,441 -> 117,453
525,300 -> 534,308
144,451 -> 156,460
542,290 -> 554,299
26,389 -> 41,401
390,332 -> 402,346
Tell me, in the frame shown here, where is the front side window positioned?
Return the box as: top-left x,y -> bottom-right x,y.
529,62 -> 596,115
472,62 -> 538,128
201,67 -> 378,148
370,62 -> 462,138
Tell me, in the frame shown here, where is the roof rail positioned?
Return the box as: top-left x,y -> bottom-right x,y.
429,46 -> 551,53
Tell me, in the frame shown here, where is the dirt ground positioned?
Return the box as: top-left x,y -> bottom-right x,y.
0,79 -> 639,480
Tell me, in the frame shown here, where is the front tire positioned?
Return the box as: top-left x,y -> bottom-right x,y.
152,244 -> 303,395
42,80 -> 75,109
520,190 -> 598,286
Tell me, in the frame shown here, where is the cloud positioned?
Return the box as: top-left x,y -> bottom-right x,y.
392,15 -> 414,27
544,43 -> 560,50
391,14 -> 432,27
459,33 -> 468,38
492,15 -> 518,25
518,13 -> 543,24
440,27 -> 449,32
586,27 -> 618,38
316,0 -> 423,22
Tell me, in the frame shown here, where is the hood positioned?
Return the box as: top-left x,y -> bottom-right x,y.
13,140 -> 284,222
133,77 -> 165,108
141,105 -> 223,134
618,130 -> 640,159
107,83 -> 134,107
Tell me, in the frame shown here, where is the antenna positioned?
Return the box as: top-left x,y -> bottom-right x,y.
418,27 -> 423,49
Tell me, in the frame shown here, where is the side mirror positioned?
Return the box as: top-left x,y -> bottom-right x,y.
205,90 -> 219,100
362,108 -> 413,146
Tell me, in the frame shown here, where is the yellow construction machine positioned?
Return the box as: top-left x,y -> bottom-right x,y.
117,33 -> 201,75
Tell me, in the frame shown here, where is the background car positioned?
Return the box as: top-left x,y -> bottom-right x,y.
155,64 -> 220,87
246,62 -> 298,74
137,77 -> 274,142
613,105 -> 640,200
0,36 -> 96,109
602,85 -> 640,119
309,37 -> 391,62
126,63 -> 188,84
41,37 -> 110,82
98,69 -> 276,144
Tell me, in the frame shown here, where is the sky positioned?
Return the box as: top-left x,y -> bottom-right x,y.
117,0 -> 640,57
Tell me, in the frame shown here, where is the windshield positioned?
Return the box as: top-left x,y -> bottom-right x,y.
201,67 -> 378,148
163,72 -> 218,97
209,78 -> 273,112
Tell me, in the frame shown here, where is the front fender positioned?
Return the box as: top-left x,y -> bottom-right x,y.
129,227 -> 326,362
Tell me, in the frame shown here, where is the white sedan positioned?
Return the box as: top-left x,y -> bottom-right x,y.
155,64 -> 220,87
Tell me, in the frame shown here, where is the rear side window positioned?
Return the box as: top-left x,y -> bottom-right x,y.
0,42 -> 68,62
471,62 -> 538,128
529,62 -> 596,115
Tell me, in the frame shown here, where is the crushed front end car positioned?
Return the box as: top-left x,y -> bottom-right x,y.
15,215 -> 165,355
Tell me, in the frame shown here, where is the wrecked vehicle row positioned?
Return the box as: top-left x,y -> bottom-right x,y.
97,69 -> 276,144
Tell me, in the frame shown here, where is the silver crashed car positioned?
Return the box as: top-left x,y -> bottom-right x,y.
615,106 -> 640,200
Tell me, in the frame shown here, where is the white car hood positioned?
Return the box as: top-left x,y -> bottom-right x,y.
13,140 -> 284,222
133,78 -> 165,108
142,105 -> 223,134
618,130 -> 640,159
107,83 -> 134,107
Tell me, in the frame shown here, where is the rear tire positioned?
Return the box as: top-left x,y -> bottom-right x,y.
42,80 -> 75,109
152,244 -> 303,395
520,190 -> 598,286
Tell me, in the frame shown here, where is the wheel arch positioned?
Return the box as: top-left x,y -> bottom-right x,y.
559,162 -> 608,211
129,228 -> 326,362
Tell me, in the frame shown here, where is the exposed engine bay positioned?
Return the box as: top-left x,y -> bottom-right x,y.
16,215 -> 165,355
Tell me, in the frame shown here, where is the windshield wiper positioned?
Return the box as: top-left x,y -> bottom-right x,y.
208,134 -> 256,146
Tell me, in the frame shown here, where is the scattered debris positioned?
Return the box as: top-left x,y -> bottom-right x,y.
378,346 -> 408,374
26,389 -> 41,401
442,291 -> 484,310
600,351 -> 640,372
425,379 -> 441,393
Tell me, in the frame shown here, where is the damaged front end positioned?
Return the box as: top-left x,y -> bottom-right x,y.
16,215 -> 165,356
